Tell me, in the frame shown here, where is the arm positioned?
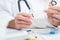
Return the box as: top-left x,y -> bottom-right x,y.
0,0 -> 14,28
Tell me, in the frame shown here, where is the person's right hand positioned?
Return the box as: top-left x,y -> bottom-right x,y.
15,12 -> 32,29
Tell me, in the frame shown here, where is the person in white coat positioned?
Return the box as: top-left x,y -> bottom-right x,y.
0,0 -> 60,29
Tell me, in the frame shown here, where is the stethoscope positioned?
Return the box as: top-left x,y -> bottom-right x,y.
18,0 -> 57,12
18,0 -> 34,18
50,0 -> 57,6
18,0 -> 31,12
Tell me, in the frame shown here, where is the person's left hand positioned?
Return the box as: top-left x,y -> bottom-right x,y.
45,5 -> 60,26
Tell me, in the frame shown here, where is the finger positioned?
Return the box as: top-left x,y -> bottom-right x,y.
52,14 -> 60,20
45,9 -> 59,14
16,21 -> 32,25
17,13 -> 32,18
48,17 -> 59,23
49,6 -> 60,12
49,19 -> 58,26
16,18 -> 32,23
17,23 -> 31,26
48,17 -> 59,26
15,24 -> 31,29
16,23 -> 31,28
52,18 -> 59,26
45,10 -> 56,17
15,15 -> 32,23
16,14 -> 31,19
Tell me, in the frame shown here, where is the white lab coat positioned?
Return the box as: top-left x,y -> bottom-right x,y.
0,0 -> 60,29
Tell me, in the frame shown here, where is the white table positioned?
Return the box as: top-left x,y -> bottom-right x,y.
6,28 -> 60,40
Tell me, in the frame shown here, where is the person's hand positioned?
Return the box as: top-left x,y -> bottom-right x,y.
45,4 -> 60,26
15,12 -> 32,29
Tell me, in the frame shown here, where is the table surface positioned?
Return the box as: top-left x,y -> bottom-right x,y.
6,28 -> 60,40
